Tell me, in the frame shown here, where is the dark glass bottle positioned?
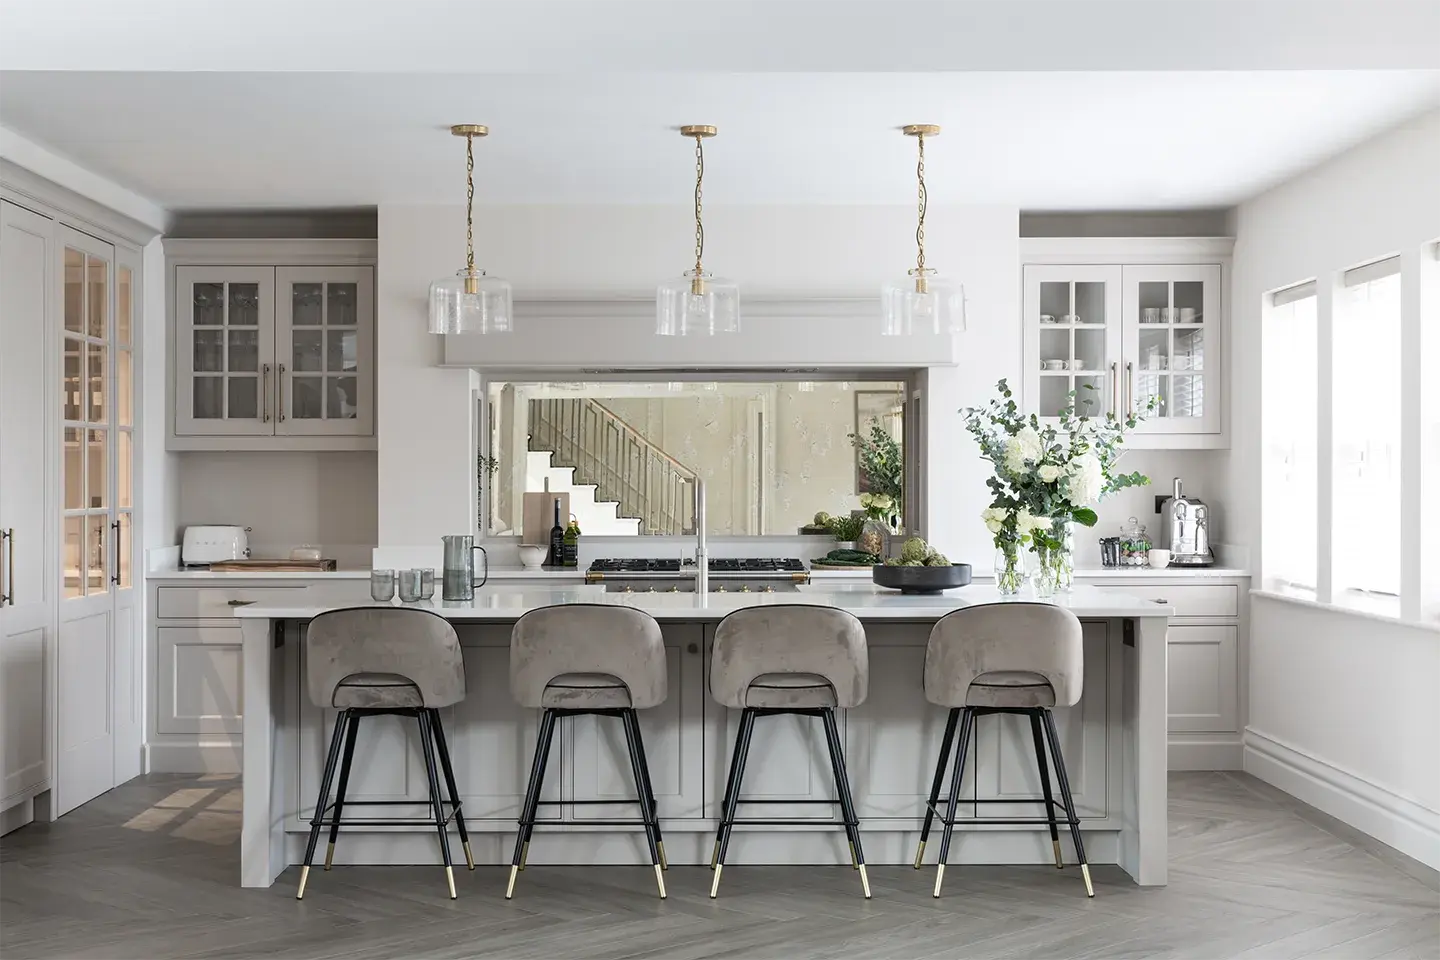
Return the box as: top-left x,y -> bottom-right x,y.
562,518 -> 580,568
545,498 -> 564,567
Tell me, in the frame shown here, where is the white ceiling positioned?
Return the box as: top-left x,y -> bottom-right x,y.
4,70 -> 1437,210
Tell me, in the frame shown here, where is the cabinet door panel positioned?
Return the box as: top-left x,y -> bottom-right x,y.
174,267 -> 275,436
1022,265 -> 1123,421
275,267 -> 373,438
1122,264 -> 1222,435
156,626 -> 243,735
1166,625 -> 1238,733
568,625 -> 705,819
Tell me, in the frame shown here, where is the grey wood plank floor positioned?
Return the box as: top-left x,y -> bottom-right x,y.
2,772 -> 1436,960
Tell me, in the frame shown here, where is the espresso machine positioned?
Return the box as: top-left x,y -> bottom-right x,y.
1157,477 -> 1214,566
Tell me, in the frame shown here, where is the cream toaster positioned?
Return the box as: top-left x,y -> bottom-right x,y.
182,525 -> 251,565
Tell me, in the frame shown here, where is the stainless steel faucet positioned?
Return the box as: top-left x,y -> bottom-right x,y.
694,479 -> 708,595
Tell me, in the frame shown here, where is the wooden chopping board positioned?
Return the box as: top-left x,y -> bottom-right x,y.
207,559 -> 337,572
522,492 -> 571,546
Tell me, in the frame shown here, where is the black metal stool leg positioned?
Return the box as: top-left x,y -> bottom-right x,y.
621,709 -> 666,899
822,708 -> 870,898
324,711 -> 361,871
915,707 -> 959,868
627,708 -> 667,870
508,708 -> 556,899
1029,711 -> 1063,869
429,709 -> 473,870
298,708 -> 350,899
1041,709 -> 1093,897
417,710 -> 457,899
711,707 -> 749,871
934,706 -> 974,898
711,707 -> 756,898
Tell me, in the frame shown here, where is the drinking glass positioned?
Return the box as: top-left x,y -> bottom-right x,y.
370,569 -> 396,602
419,568 -> 436,600
398,568 -> 424,603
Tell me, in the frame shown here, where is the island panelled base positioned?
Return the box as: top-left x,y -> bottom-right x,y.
239,595 -> 1169,889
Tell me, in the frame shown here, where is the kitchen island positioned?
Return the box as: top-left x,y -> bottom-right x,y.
235,584 -> 1171,889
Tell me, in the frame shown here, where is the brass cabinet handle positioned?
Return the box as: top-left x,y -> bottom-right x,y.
0,528 -> 11,606
261,363 -> 271,422
1110,361 -> 1118,416
227,599 -> 256,607
1125,361 -> 1134,414
278,363 -> 288,422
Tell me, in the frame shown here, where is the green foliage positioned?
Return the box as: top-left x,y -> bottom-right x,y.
826,514 -> 866,543
849,421 -> 903,506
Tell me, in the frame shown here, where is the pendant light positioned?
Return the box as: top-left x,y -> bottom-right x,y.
657,125 -> 739,336
882,124 -> 965,336
428,124 -> 513,335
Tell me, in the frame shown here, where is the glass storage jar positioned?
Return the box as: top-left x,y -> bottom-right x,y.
1119,517 -> 1152,567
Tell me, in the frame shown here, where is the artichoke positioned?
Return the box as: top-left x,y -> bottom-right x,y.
924,552 -> 950,567
813,511 -> 831,525
900,537 -> 931,563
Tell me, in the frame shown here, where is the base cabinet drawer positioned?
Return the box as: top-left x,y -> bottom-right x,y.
156,585 -> 307,619
1088,583 -> 1238,618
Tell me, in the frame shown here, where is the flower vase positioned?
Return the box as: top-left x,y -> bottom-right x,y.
1031,520 -> 1074,598
994,542 -> 1027,595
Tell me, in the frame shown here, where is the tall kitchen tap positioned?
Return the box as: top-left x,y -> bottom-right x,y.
694,479 -> 708,595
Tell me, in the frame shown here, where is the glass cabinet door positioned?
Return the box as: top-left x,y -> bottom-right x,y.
174,266 -> 276,436
275,266 -> 374,437
1121,264 -> 1221,435
1023,265 -> 1123,421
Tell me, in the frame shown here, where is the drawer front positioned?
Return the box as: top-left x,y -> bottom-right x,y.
156,585 -> 307,619
1088,583 -> 1238,618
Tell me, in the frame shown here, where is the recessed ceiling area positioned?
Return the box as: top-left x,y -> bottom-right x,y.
3,70 -> 1437,211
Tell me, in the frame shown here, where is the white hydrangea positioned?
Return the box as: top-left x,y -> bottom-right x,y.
980,506 -> 1007,534
1037,463 -> 1062,483
1067,453 -> 1103,505
1003,426 -> 1044,473
1015,508 -> 1052,535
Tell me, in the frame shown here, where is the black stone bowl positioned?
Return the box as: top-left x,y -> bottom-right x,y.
872,563 -> 973,595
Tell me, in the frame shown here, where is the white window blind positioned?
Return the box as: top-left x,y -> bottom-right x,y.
1342,255 -> 1400,287
1272,279 -> 1317,307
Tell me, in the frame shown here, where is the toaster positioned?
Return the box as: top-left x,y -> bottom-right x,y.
182,525 -> 251,566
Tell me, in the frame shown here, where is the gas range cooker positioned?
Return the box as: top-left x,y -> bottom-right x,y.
584,557 -> 809,593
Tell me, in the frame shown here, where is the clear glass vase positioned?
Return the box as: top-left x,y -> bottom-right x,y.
994,542 -> 1027,595
1031,520 -> 1074,599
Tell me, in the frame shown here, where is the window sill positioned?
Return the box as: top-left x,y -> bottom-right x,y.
1250,588 -> 1440,636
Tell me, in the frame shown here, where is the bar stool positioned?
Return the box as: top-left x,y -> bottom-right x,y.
507,603 -> 668,900
914,602 -> 1093,898
709,605 -> 871,899
297,606 -> 470,900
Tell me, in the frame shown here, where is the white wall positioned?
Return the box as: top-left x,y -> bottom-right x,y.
1229,109 -> 1440,867
175,452 -> 377,566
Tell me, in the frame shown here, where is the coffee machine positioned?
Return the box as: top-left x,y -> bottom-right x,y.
1158,477 -> 1214,566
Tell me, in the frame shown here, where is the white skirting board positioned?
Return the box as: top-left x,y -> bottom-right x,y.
1244,728 -> 1440,870
1,797 -> 34,836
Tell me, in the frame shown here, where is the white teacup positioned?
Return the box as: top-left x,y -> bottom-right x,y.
1147,549 -> 1171,569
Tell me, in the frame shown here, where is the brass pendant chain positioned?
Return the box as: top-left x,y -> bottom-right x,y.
693,134 -> 705,277
915,133 -> 927,276
465,133 -> 476,276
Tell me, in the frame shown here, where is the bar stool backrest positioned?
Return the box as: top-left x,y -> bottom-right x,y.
711,605 -> 869,708
510,603 -> 667,709
305,607 -> 466,709
924,602 -> 1084,708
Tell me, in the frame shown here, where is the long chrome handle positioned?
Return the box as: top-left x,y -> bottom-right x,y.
1125,361 -> 1134,415
261,363 -> 271,422
278,363 -> 288,422
111,519 -> 121,585
1110,361 -> 1118,416
0,528 -> 11,605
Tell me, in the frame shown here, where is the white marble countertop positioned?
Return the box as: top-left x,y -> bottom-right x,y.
807,565 -> 1250,579
145,565 -> 586,582
233,581 -> 1171,621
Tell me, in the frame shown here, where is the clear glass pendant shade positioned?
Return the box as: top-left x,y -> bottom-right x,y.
656,270 -> 740,336
881,271 -> 965,336
428,268 -> 513,335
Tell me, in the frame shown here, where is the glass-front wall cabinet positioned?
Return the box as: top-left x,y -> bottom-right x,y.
1023,260 -> 1223,443
173,264 -> 373,440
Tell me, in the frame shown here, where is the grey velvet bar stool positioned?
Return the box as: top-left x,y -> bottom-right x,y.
709,605 -> 871,899
298,606 -> 470,900
507,603 -> 668,900
915,602 -> 1093,898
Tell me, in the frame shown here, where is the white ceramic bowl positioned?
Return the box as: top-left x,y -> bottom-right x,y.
518,544 -> 547,569
1147,549 -> 1172,569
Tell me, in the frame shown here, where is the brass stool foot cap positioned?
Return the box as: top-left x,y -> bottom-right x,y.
858,863 -> 872,899
913,840 -> 926,869
505,864 -> 519,899
654,863 -> 668,899
463,840 -> 475,871
709,863 -> 723,898
1053,839 -> 1064,869
849,840 -> 859,870
323,842 -> 335,870
296,865 -> 310,900
1081,863 -> 1094,898
445,865 -> 456,900
932,863 -> 945,898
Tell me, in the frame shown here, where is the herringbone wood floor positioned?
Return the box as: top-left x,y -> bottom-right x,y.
1,772 -> 1436,959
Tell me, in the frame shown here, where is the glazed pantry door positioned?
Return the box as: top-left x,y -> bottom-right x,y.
55,225 -> 118,814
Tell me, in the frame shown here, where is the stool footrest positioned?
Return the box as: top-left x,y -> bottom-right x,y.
722,818 -> 857,827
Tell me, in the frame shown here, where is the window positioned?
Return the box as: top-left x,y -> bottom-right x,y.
1262,282 -> 1318,595
1333,259 -> 1402,611
480,377 -> 913,538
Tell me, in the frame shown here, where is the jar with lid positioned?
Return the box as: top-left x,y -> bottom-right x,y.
1119,517 -> 1152,566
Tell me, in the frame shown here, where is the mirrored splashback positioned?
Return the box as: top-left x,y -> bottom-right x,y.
483,378 -> 907,538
